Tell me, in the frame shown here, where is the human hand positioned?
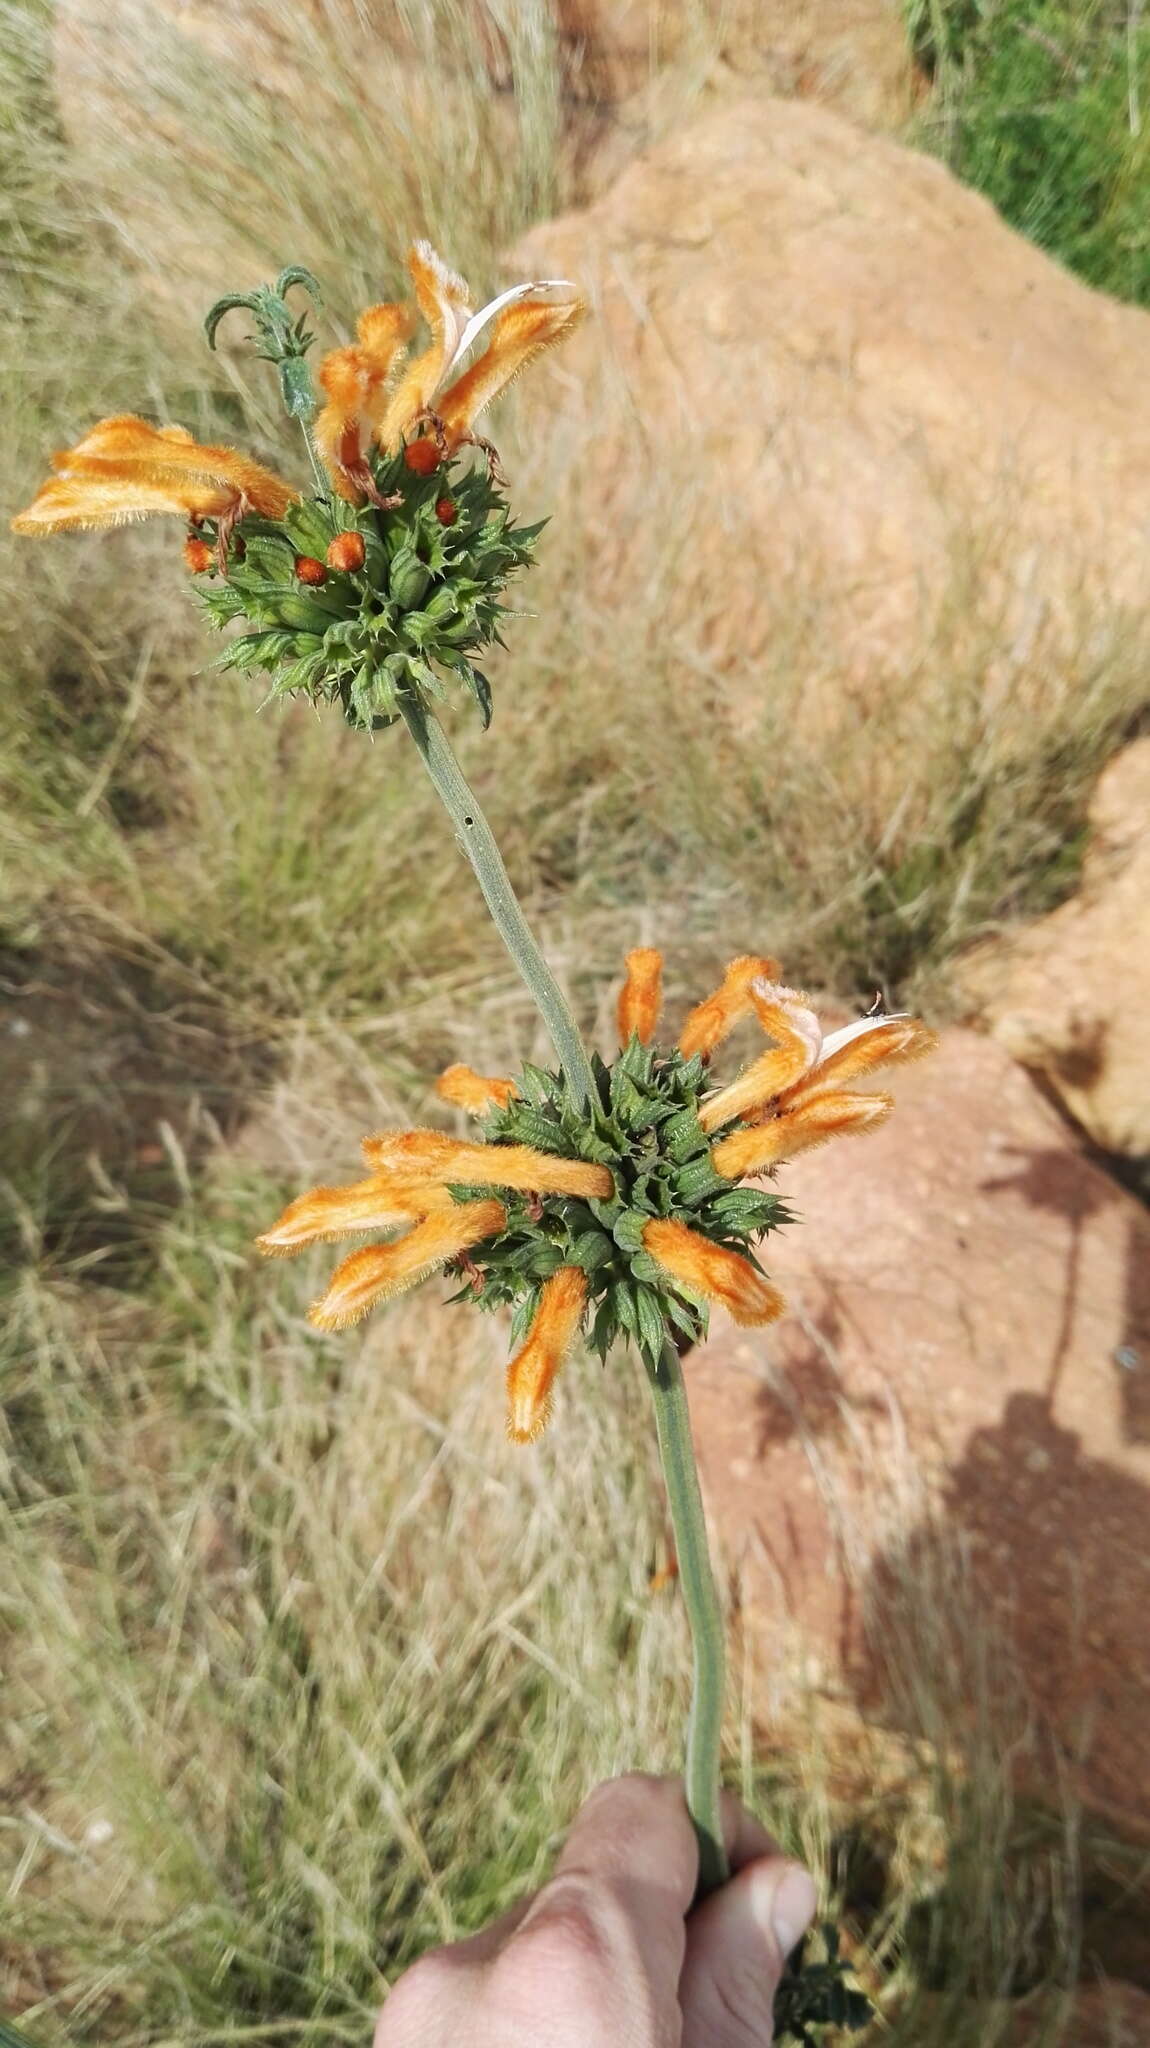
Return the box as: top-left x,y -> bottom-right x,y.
374,1771 -> 818,2046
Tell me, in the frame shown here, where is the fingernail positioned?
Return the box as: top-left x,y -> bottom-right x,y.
750,1861 -> 818,1957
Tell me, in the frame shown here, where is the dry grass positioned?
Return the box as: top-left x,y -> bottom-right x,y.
2,2 -> 1148,2041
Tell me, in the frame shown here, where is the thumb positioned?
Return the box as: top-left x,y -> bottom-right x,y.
679,1856 -> 817,2047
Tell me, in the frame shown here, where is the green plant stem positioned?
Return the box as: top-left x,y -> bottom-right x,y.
398,691 -> 596,1109
400,694 -> 727,1893
648,1336 -> 729,1897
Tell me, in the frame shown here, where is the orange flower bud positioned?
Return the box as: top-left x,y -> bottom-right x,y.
183,535 -> 212,574
617,948 -> 663,1045
294,554 -> 328,585
403,436 -> 441,475
434,497 -> 458,525
642,1218 -> 784,1328
325,531 -> 366,573
506,1266 -> 588,1442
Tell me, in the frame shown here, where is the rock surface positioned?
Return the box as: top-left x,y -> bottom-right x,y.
558,0 -> 916,132
685,1028 -> 1150,1832
961,739 -> 1150,1162
513,95 -> 1150,710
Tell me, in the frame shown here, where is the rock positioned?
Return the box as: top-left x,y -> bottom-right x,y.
558,0 -> 916,131
511,96 -> 1150,727
960,739 -> 1150,1162
684,1028 -> 1150,1832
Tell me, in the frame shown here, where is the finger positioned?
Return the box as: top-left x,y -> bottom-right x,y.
718,1787 -> 780,1874
530,1773 -> 698,1990
679,1855 -> 818,2047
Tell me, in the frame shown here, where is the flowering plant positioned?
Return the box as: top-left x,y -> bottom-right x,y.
14,249 -> 932,2038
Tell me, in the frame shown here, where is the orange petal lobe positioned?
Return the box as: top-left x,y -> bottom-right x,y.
435,291 -> 585,447
381,242 -> 472,445
782,1017 -> 938,1102
617,948 -> 664,1046
307,1198 -> 505,1330
677,955 -> 781,1060
506,1266 -> 588,1442
642,1219 -> 784,1328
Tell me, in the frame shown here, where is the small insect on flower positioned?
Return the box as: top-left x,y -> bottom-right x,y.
257,949 -> 935,1440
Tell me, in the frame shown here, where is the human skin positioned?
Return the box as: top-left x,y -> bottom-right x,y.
374,1772 -> 818,2047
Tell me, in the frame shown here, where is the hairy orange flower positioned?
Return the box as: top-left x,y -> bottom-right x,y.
378,242 -> 585,460
697,984 -> 823,1131
617,947 -> 663,1046
315,300 -> 415,503
642,1219 -> 784,1328
677,955 -> 781,1060
706,992 -> 937,1174
308,1199 -> 507,1330
255,1172 -> 454,1256
11,415 -> 295,536
505,1266 -> 589,1442
711,1090 -> 894,1178
361,1127 -> 612,1199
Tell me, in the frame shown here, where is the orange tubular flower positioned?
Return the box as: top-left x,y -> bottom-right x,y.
617,948 -> 664,1045
697,985 -> 823,1132
308,1199 -> 507,1330
642,1220 -> 784,1329
255,1173 -> 454,1256
314,301 -> 415,503
505,1266 -> 589,1442
362,1128 -> 612,1200
707,992 -> 938,1176
435,1064 -> 519,1114
379,242 -> 474,452
11,415 -> 296,535
377,242 -> 585,460
677,955 -> 781,1061
711,1090 -> 894,1179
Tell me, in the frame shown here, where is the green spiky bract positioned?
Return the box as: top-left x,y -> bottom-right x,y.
445,1034 -> 792,1367
194,452 -> 542,733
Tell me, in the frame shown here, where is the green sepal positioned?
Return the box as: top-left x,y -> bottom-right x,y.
633,1285 -> 669,1364
611,1210 -> 650,1254
569,1230 -> 614,1272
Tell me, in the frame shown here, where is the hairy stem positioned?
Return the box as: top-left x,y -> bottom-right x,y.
398,692 -> 596,1109
648,1336 -> 729,1896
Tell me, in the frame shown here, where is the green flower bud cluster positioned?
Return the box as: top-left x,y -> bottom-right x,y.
447,1035 -> 791,1370
194,450 -> 544,732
